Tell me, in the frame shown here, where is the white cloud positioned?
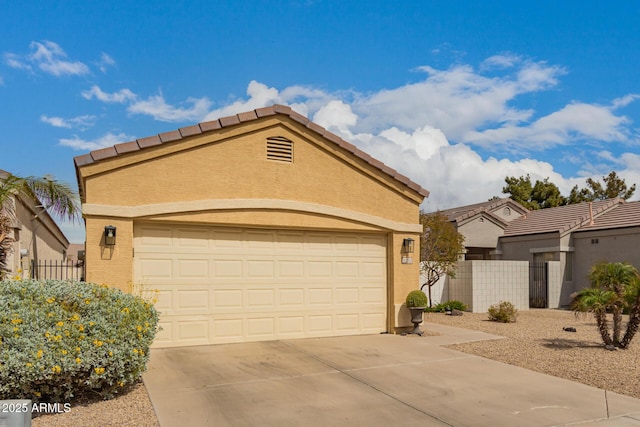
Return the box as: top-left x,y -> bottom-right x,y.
128,94 -> 212,122
64,53 -> 640,209
81,85 -> 136,103
481,53 -> 521,70
5,41 -> 90,76
464,102 -> 631,149
59,132 -> 133,151
4,53 -> 32,72
34,41 -> 89,76
41,114 -> 95,130
312,101 -> 358,135
98,53 -> 116,73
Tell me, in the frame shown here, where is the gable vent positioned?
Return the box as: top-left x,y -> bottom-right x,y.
266,136 -> 293,163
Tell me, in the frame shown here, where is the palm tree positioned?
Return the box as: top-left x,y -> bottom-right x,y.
571,287 -> 618,346
620,275 -> 640,348
0,172 -> 80,278
572,262 -> 640,349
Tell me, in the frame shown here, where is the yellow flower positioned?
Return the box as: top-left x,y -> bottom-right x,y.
93,339 -> 103,347
26,362 -> 33,367
75,357 -> 82,364
34,391 -> 41,398
11,318 -> 23,325
94,367 -> 105,375
75,347 -> 81,353
52,365 -> 61,374
77,324 -> 84,332
132,348 -> 139,354
108,351 -> 113,357
136,325 -> 143,332
70,314 -> 80,321
85,299 -> 91,305
117,381 -> 124,387
36,349 -> 44,359
121,307 -> 129,313
46,297 -> 55,304
61,349 -> 68,355
56,321 -> 64,327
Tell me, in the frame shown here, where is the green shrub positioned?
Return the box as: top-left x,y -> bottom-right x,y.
425,300 -> 469,313
0,279 -> 159,402
405,290 -> 428,308
487,301 -> 518,323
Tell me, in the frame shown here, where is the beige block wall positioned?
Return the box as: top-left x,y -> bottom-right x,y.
448,260 -> 529,312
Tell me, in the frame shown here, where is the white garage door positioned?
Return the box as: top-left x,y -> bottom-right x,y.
134,224 -> 387,347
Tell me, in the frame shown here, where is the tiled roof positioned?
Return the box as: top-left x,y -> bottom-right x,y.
503,198 -> 624,237
435,198 -> 526,223
73,104 -> 430,198
577,200 -> 640,232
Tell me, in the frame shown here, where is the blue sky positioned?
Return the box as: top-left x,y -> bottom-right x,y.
2,1 -> 640,243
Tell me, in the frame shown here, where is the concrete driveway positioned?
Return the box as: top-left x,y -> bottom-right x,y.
143,324 -> 640,427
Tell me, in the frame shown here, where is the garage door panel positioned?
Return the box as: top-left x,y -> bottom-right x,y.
135,225 -> 387,347
139,258 -> 173,278
308,315 -> 332,333
336,314 -> 359,331
308,288 -> 333,305
213,289 -> 243,308
279,288 -> 305,306
247,317 -> 275,337
247,260 -> 275,277
176,259 -> 209,278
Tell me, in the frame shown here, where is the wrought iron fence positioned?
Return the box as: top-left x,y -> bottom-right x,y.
30,260 -> 84,281
529,262 -> 548,308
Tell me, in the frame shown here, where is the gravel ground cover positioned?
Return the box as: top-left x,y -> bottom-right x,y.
30,309 -> 640,426
425,308 -> 640,400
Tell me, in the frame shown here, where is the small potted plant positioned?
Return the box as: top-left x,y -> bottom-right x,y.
405,289 -> 428,335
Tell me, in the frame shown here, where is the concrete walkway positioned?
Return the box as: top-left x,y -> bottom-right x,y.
143,324 -> 640,426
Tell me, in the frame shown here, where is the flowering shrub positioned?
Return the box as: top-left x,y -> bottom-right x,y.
0,279 -> 159,402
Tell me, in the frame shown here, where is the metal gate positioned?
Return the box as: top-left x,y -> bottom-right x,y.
529,262 -> 548,308
30,260 -> 84,281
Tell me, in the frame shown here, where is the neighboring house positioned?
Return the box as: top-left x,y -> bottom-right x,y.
436,198 -> 528,260
496,198 -> 636,306
0,169 -> 70,278
74,104 -> 429,348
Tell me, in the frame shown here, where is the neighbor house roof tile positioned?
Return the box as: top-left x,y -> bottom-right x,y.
436,198 -> 526,223
73,104 -> 430,198
577,200 -> 640,231
503,199 -> 623,237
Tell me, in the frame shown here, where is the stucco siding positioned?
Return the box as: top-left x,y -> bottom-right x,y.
82,119 -> 419,224
458,217 -> 504,248
572,227 -> 640,293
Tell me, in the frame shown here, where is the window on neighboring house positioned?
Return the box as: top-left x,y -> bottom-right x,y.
564,252 -> 573,281
266,136 -> 293,163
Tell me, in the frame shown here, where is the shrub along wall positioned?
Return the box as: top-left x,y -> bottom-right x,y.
0,279 -> 159,402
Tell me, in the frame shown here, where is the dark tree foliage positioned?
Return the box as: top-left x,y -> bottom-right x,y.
502,171 -> 636,209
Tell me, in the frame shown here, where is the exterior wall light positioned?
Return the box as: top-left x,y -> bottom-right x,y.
401,237 -> 415,265
104,225 -> 117,246
402,238 -> 415,254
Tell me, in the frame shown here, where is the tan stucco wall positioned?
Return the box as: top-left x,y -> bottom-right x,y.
84,217 -> 133,292
78,115 -> 425,331
8,196 -> 69,277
